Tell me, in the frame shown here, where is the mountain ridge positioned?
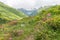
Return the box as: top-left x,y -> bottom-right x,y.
18,8 -> 38,16
0,2 -> 27,20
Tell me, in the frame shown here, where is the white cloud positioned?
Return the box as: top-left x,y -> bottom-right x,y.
36,0 -> 60,8
0,0 -> 36,9
0,0 -> 60,9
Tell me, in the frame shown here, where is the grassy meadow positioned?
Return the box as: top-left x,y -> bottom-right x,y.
0,2 -> 60,40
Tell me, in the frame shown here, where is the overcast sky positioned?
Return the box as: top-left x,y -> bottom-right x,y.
0,0 -> 60,10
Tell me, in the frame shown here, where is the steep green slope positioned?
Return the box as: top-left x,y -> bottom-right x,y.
34,5 -> 60,40
0,2 -> 27,20
16,5 -> 60,40
9,5 -> 60,40
0,5 -> 60,40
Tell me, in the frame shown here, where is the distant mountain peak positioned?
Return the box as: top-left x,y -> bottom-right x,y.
18,8 -> 38,16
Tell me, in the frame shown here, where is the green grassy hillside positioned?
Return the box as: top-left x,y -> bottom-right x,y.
0,5 -> 60,40
0,2 -> 27,20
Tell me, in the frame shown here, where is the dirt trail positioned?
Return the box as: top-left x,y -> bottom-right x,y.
24,21 -> 41,40
24,34 -> 34,40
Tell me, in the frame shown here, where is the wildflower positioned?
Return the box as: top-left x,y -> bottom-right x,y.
42,17 -> 47,21
9,37 -> 12,40
12,30 -> 24,37
4,33 -> 11,37
4,28 -> 8,30
43,22 -> 46,23
21,24 -> 25,27
17,30 -> 24,36
47,13 -> 51,17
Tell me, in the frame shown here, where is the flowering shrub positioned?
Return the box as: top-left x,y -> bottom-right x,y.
46,16 -> 60,31
1,5 -> 60,40
35,5 -> 60,40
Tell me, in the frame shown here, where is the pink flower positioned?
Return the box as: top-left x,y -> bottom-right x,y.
47,13 -> 51,16
9,37 -> 12,40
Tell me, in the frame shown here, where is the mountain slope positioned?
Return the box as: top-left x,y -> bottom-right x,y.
0,2 -> 60,40
0,2 -> 27,20
13,5 -> 60,40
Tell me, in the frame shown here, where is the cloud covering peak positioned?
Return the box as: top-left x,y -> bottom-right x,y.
0,0 -> 60,10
